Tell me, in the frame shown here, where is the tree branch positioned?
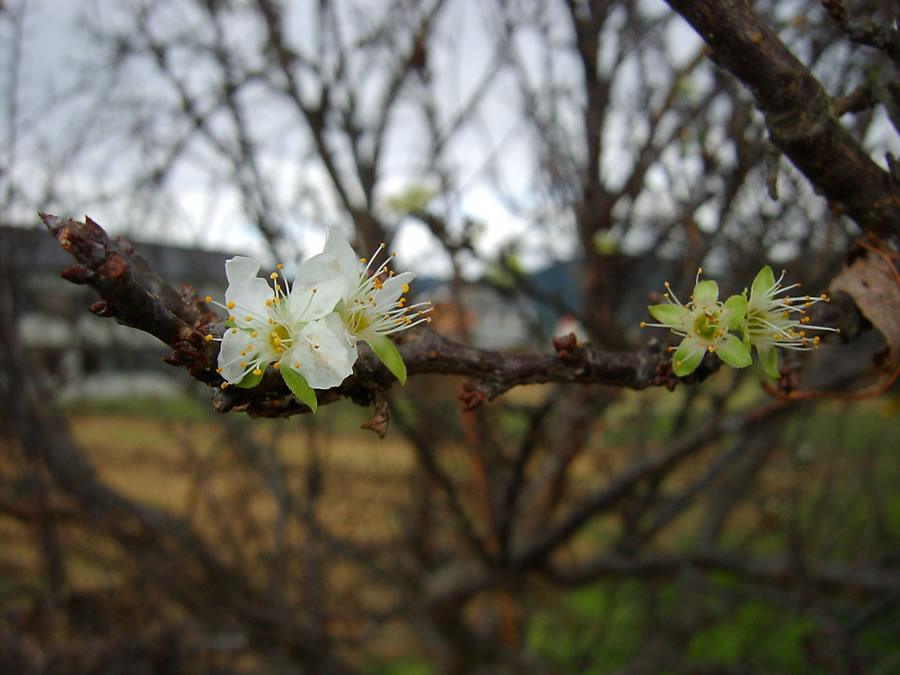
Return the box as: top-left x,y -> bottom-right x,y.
666,0 -> 900,242
41,214 -> 674,418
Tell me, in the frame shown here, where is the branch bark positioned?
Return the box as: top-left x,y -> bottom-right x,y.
666,0 -> 900,242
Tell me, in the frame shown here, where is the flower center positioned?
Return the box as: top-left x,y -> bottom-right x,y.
269,323 -> 291,353
694,311 -> 719,339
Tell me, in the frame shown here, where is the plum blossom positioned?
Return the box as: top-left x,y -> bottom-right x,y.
205,254 -> 356,410
318,228 -> 433,383
641,268 -> 751,377
205,228 -> 432,410
741,266 -> 839,378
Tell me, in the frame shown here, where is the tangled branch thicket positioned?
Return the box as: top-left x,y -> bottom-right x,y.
3,0 -> 900,672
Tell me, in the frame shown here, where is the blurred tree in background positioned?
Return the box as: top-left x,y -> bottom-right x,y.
2,0 -> 899,672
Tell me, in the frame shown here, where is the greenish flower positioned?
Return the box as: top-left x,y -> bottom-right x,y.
742,266 -> 838,379
642,269 -> 751,377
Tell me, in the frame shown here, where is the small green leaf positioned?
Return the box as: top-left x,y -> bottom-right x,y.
723,293 -> 748,331
672,340 -> 705,376
282,366 -> 318,413
236,369 -> 264,388
368,335 -> 407,384
648,304 -> 685,328
717,333 -> 752,369
757,344 -> 780,379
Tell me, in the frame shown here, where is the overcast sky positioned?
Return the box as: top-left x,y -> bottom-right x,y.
13,0 -> 885,278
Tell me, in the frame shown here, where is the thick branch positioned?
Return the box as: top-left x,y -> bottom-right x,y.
40,213 -> 219,384
666,0 -> 900,241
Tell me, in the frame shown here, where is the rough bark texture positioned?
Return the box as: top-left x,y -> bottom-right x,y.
667,0 -> 900,242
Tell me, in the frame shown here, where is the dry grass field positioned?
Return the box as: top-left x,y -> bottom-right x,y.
2,387 -> 898,671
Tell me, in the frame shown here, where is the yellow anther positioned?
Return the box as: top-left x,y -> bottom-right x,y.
270,272 -> 278,279
277,264 -> 284,270
240,361 -> 247,368
204,334 -> 214,342
205,296 -> 213,303
251,331 -> 258,337
253,368 -> 262,376
360,257 -> 367,264
228,315 -> 235,321
265,299 -> 273,306
293,362 -> 300,369
227,301 -> 235,309
273,362 -> 281,369
216,367 -> 223,373
220,382 -> 229,389
402,283 -> 410,293
231,328 -> 238,334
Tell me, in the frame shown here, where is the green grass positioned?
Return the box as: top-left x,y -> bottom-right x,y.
527,582 -> 645,673
686,601 -> 819,673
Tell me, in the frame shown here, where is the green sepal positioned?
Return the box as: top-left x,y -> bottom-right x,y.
368,335 -> 407,385
717,333 -> 752,369
751,265 -> 776,301
757,344 -> 780,379
648,304 -> 684,328
723,293 -> 748,331
236,369 -> 264,388
672,340 -> 705,377
282,366 -> 318,413
225,318 -> 237,329
693,279 -> 719,306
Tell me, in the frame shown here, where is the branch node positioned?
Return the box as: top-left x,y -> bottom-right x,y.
459,382 -> 489,412
88,300 -> 117,317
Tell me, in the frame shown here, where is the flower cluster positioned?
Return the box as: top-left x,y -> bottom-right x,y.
641,267 -> 838,378
205,229 -> 432,411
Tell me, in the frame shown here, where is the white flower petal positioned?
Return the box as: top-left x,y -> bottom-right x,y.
283,313 -> 356,389
294,250 -> 344,289
322,227 -> 361,281
287,274 -> 345,320
225,257 -> 274,312
225,256 -> 261,283
219,328 -> 269,382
